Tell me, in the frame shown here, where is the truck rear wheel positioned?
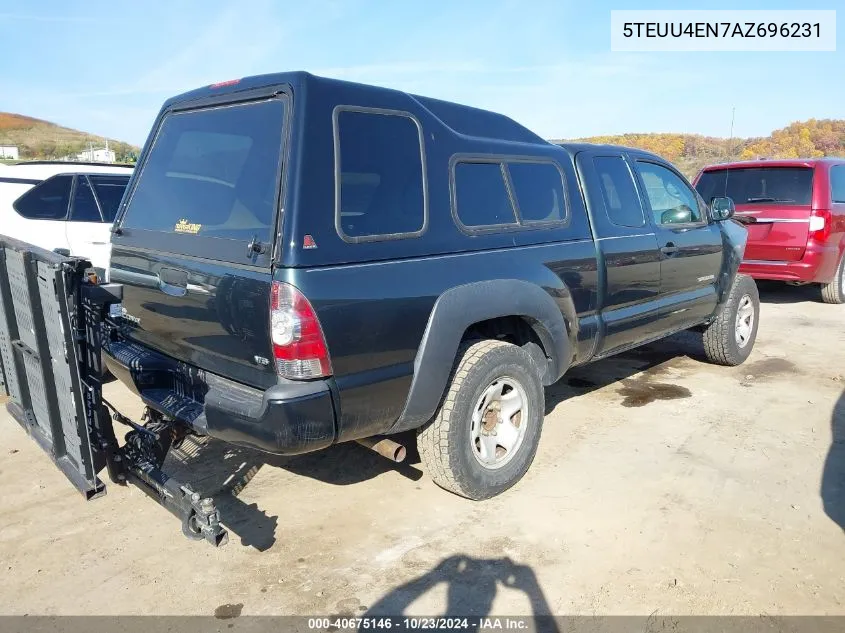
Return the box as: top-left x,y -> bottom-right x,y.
820,255 -> 845,304
702,274 -> 759,366
417,339 -> 544,501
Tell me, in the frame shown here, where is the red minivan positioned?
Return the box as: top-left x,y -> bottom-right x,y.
694,159 -> 845,303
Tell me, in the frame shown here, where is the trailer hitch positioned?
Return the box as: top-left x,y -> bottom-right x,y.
82,285 -> 228,547
124,449 -> 228,547
112,408 -> 229,547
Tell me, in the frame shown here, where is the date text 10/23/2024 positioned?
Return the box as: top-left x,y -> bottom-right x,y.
307,617 -> 531,631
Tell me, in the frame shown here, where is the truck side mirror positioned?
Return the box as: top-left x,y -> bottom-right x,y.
710,197 -> 735,222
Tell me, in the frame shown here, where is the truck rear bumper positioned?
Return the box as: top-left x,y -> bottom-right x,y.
104,340 -> 338,455
740,242 -> 840,283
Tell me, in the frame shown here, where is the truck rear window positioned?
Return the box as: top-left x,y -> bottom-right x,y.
696,167 -> 813,206
121,98 -> 285,242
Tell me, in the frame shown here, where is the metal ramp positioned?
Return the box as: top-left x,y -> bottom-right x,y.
0,235 -> 227,546
0,236 -> 105,498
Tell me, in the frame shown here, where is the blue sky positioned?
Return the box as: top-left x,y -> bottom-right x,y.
1,0 -> 842,145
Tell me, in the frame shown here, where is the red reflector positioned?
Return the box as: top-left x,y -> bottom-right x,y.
209,78 -> 241,88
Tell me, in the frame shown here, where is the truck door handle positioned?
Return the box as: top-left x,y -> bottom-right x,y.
661,243 -> 679,256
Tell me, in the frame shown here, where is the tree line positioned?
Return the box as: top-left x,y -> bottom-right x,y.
569,118 -> 845,178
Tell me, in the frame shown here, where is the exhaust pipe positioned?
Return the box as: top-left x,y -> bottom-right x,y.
356,436 -> 406,463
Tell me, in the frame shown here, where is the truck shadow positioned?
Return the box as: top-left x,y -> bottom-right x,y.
361,554 -> 559,631
821,389 -> 845,533
159,331 -> 709,551
544,329 -> 706,414
163,431 -> 423,551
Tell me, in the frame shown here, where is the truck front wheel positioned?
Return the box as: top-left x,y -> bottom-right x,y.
417,339 -> 545,501
702,274 -> 760,366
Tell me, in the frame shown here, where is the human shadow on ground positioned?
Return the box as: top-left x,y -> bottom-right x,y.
821,388 -> 845,532
363,554 -> 559,633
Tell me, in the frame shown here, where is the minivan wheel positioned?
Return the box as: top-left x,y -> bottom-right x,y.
702,274 -> 760,366
417,339 -> 544,501
820,255 -> 845,304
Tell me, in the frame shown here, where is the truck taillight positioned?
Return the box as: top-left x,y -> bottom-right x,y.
809,208 -> 832,242
270,281 -> 332,380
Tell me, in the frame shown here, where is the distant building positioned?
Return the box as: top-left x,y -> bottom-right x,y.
76,146 -> 116,163
0,145 -> 19,160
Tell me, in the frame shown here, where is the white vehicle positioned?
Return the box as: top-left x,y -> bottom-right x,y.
0,161 -> 132,275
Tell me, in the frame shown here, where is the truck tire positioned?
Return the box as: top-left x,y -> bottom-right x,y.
820,255 -> 845,304
417,339 -> 544,501
702,274 -> 759,366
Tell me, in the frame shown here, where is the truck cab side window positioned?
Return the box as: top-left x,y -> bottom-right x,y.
593,156 -> 645,228
636,162 -> 702,226
13,175 -> 73,220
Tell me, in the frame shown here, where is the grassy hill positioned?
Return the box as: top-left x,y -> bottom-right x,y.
0,112 -> 139,163
555,118 -> 845,178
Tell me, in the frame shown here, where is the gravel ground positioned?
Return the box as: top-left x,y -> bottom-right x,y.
0,282 -> 843,617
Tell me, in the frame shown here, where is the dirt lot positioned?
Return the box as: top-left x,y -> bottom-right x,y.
0,282 -> 843,617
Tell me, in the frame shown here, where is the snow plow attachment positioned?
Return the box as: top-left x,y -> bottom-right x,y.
0,235 -> 227,546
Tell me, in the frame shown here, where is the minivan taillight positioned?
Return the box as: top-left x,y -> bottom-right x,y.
809,208 -> 832,243
270,281 -> 332,380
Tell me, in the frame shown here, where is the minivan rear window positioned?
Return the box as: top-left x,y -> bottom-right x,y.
696,167 -> 813,206
121,98 -> 285,242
